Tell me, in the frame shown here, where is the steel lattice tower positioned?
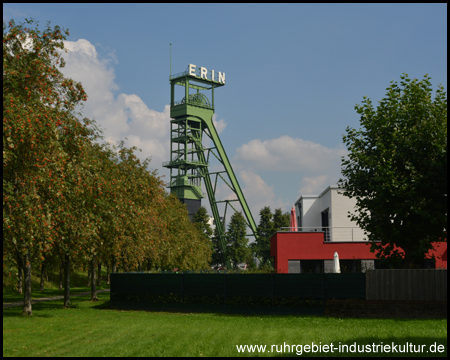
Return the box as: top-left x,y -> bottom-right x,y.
163,64 -> 257,269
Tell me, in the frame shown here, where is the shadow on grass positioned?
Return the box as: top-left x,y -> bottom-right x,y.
91,300 -> 111,310
108,301 -> 325,317
2,306 -> 54,318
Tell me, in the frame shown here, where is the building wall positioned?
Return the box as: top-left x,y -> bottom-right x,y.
330,188 -> 358,228
298,196 -> 321,230
270,232 -> 447,273
295,185 -> 365,241
270,232 -> 379,274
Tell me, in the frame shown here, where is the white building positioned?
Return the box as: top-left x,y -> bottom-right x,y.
207,216 -> 223,233
294,185 -> 367,242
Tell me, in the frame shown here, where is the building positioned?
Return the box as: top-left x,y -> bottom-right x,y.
207,216 -> 223,233
271,185 -> 447,273
295,185 -> 364,242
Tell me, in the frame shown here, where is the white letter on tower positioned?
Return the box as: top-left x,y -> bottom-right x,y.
189,64 -> 197,77
218,72 -> 225,84
200,67 -> 208,80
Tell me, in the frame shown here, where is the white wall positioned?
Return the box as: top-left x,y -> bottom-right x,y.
297,196 -> 321,229
295,185 -> 367,242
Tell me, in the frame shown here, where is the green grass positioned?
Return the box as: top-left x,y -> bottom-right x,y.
3,267 -> 110,304
3,292 -> 447,357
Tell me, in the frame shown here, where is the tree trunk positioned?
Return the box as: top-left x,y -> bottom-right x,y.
112,256 -> 117,274
97,262 -> 101,286
106,264 -> 110,285
17,252 -> 23,294
147,257 -> 152,271
64,253 -> 70,308
59,261 -> 63,291
90,259 -> 98,301
86,267 -> 91,287
22,252 -> 32,316
39,260 -> 46,292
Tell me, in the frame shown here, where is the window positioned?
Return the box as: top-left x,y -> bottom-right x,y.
300,260 -> 323,273
321,209 -> 330,241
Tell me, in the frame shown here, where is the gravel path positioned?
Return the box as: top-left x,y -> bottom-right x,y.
3,289 -> 110,308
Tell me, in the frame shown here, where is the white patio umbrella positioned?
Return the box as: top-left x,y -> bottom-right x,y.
333,252 -> 341,273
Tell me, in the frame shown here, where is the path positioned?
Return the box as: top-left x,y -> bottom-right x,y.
3,289 -> 110,308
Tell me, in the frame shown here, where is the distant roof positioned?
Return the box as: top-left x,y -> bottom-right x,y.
294,185 -> 341,205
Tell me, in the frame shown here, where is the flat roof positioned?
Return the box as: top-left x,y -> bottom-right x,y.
294,185 -> 341,206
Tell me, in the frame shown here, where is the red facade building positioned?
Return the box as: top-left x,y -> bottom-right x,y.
270,231 -> 447,273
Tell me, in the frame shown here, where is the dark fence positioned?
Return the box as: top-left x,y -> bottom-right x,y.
366,269 -> 447,301
110,273 -> 365,314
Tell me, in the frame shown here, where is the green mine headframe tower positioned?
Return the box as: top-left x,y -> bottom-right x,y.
163,64 -> 257,269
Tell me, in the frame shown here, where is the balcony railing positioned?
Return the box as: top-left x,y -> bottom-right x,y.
172,99 -> 213,110
162,159 -> 209,168
278,227 -> 369,242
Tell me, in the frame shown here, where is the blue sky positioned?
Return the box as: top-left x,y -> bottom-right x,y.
3,3 -> 447,223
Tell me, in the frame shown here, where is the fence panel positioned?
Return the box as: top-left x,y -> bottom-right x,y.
183,274 -> 225,297
273,274 -> 322,299
143,273 -> 183,296
366,270 -> 447,301
111,273 -> 366,300
111,273 -> 144,295
225,274 -> 272,297
323,273 -> 366,299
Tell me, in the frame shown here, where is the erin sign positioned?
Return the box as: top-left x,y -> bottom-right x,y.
188,64 -> 225,84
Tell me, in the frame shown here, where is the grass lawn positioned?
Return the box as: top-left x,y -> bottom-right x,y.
3,292 -> 447,357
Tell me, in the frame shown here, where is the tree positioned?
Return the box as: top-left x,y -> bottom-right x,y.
273,208 -> 290,232
252,207 -> 290,268
339,74 -> 447,268
192,206 -> 213,241
3,18 -> 90,314
3,18 -> 215,314
226,212 -> 252,269
210,227 -> 225,268
253,206 -> 275,267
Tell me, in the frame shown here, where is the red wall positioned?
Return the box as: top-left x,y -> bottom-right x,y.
270,231 -> 447,273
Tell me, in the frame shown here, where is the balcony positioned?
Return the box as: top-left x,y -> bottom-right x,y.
278,227 -> 369,242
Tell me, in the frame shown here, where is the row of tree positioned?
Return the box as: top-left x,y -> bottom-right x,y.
3,19 -> 212,315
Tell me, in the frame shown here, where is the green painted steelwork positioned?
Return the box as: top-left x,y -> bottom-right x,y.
163,68 -> 258,269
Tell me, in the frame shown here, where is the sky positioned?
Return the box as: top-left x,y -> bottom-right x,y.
3,4 -> 447,226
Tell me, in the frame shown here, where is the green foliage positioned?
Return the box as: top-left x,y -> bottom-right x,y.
210,227 -> 225,267
273,208 -> 290,231
3,18 -> 212,313
339,74 -> 447,268
253,207 -> 290,268
253,207 -> 274,267
226,212 -> 252,269
192,206 -> 213,241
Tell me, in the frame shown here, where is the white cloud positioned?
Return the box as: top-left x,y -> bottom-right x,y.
212,114 -> 227,134
232,135 -> 347,202
234,135 -> 347,173
57,38 -> 344,224
239,170 -> 291,216
60,39 -> 170,172
298,175 -> 330,195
